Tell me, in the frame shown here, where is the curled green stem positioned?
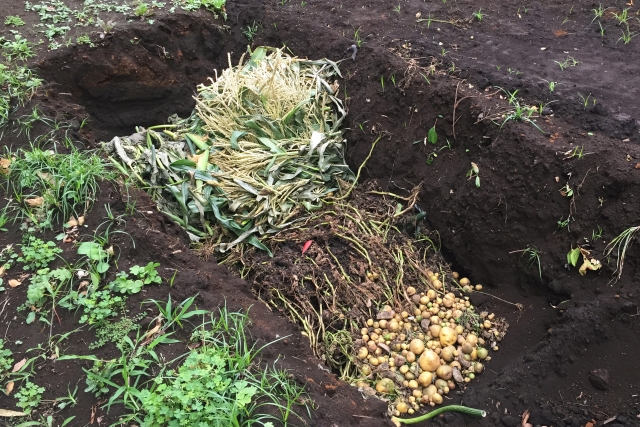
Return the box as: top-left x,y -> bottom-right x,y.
391,405 -> 486,425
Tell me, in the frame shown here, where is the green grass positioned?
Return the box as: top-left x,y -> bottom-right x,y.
7,146 -> 111,229
4,15 -> 25,27
138,306 -> 310,426
604,225 -> 639,280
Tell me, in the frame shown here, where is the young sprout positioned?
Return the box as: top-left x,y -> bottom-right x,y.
472,8 -> 485,21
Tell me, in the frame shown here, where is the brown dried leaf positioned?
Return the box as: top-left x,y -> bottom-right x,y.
25,197 -> 44,207
553,29 -> 568,37
0,158 -> 10,175
12,359 -> 26,372
77,216 -> 85,225
8,279 -> 21,288
67,217 -> 78,227
5,381 -> 14,395
0,409 -> 27,417
0,266 -> 5,278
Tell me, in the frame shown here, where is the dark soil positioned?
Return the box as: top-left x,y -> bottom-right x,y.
1,1 -> 640,427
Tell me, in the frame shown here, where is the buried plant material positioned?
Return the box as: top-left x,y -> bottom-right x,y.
107,46 -> 352,254
225,182 -> 508,416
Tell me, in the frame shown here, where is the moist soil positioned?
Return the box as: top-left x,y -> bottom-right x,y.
1,1 -> 640,427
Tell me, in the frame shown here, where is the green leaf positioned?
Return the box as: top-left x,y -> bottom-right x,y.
567,247 -> 581,267
475,176 -> 480,188
427,125 -> 438,144
26,312 -> 35,324
230,131 -> 247,150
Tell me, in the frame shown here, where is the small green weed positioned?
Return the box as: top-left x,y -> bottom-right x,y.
15,381 -> 45,414
25,267 -> 73,324
578,92 -> 596,108
4,16 -> 26,27
90,315 -> 143,350
618,27 -> 638,44
107,262 -> 162,294
243,21 -> 261,42
592,4 -> 605,23
18,236 -> 62,270
465,162 -> 480,188
0,339 -> 14,377
592,226 -> 603,241
135,3 -> 152,17
554,55 -> 579,70
1,34 -> 35,61
353,26 -> 363,47
79,290 -> 125,324
139,307 -> 309,426
472,8 -> 485,21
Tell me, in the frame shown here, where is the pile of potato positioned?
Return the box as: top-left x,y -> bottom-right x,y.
354,273 -> 505,416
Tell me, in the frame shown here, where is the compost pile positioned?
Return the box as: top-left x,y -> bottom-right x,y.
230,181 -> 508,416
106,47 -> 352,253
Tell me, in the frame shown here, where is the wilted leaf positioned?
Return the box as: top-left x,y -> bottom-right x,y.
0,158 -> 10,175
77,216 -> 85,225
0,409 -> 27,417
8,279 -> 21,288
67,217 -> 78,227
5,381 -> 14,395
0,267 -> 5,278
12,358 -> 26,372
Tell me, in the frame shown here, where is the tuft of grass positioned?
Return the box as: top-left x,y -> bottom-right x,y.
510,246 -> 543,281
243,21 -> 261,42
554,55 -> 579,70
7,146 -> 112,229
604,226 -> 639,280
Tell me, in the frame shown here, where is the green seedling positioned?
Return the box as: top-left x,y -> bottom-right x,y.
79,290 -> 125,324
393,4 -> 401,13
598,21 -> 606,37
16,381 -> 46,414
135,3 -> 151,17
0,339 -> 14,378
554,55 -> 579,70
4,16 -> 25,26
559,183 -> 573,197
592,226 -> 603,241
427,122 -> 438,144
144,294 -> 208,331
18,236 -> 62,271
353,26 -> 363,47
1,34 -> 35,61
556,215 -> 572,231
563,145 -> 593,160
107,262 -> 162,294
472,8 -> 485,21
592,4 -> 605,23
543,80 -> 562,93
618,27 -> 638,44
578,92 -> 596,108
465,162 -> 480,188
77,241 -> 111,275
380,75 -> 385,92
613,8 -> 630,25
390,73 -> 396,86
243,21 -> 261,42
25,267 -> 73,324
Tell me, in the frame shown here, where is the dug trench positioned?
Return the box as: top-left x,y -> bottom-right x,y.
27,11 -> 640,427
